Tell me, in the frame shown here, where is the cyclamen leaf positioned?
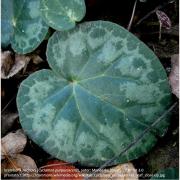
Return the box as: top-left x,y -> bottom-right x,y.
40,0 -> 86,31
156,10 -> 171,29
1,0 -> 48,54
17,21 -> 171,167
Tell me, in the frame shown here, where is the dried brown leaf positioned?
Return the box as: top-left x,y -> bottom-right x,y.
1,51 -> 44,79
169,54 -> 179,98
1,52 -> 27,79
2,154 -> 38,178
1,51 -> 14,77
94,163 -> 138,180
30,54 -> 43,64
1,129 -> 27,159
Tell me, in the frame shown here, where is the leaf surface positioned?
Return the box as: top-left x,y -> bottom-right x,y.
17,21 -> 172,167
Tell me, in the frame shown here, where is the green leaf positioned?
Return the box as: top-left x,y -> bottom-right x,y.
17,21 -> 172,167
1,0 -> 48,54
40,0 -> 86,31
151,168 -> 179,179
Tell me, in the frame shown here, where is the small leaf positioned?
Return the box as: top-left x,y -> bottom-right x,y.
1,0 -> 48,54
1,129 -> 27,159
169,54 -> 179,98
40,0 -> 86,31
156,10 -> 171,29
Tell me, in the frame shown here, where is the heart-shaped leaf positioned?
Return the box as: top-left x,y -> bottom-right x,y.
40,0 -> 86,31
17,21 -> 171,167
1,0 -> 48,54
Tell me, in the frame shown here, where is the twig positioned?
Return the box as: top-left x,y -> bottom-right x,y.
135,25 -> 179,36
39,162 -> 73,170
127,0 -> 138,31
158,22 -> 162,40
2,145 -> 21,172
1,95 -> 16,114
85,102 -> 177,179
135,0 -> 175,26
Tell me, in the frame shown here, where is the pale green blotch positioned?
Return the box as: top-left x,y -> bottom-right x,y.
53,117 -> 77,146
28,1 -> 40,18
66,9 -> 78,22
97,40 -> 119,65
28,81 -> 54,102
119,82 -> 161,104
87,27 -> 109,50
115,55 -> 143,78
69,32 -> 86,56
76,131 -> 96,150
32,104 -> 56,130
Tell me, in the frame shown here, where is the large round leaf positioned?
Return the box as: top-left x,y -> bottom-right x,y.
1,0 -> 48,54
40,0 -> 86,31
17,21 -> 171,167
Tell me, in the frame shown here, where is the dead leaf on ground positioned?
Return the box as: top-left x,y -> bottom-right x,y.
1,51 -> 27,79
30,54 -> 43,64
1,51 -> 43,79
1,111 -> 19,136
92,163 -> 138,180
1,51 -> 14,77
2,154 -> 38,178
169,54 -> 179,98
1,129 -> 27,159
